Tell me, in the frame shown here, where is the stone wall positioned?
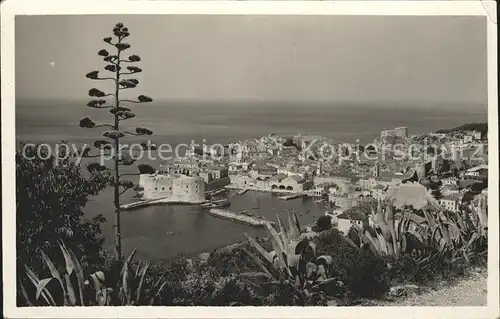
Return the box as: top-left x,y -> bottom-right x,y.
140,174 -> 205,203
205,176 -> 231,192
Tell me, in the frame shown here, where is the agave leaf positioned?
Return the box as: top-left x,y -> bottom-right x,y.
288,211 -> 301,240
305,262 -> 317,278
341,234 -> 360,249
66,244 -> 85,306
135,261 -> 142,278
383,204 -> 394,237
39,249 -> 68,304
471,199 -> 487,235
35,278 -> 54,301
316,255 -> 333,265
276,213 -> 289,246
406,229 -> 426,246
120,249 -> 137,305
455,212 -> 467,233
242,247 -> 274,278
265,221 -> 287,260
89,271 -> 105,293
361,230 -> 382,256
151,271 -> 166,292
135,261 -> 150,304
64,273 -> 77,305
464,232 -> 479,251
19,281 -> 34,306
58,241 -> 74,276
157,276 -> 170,294
444,221 -> 461,244
374,226 -> 389,255
423,210 -> 439,232
438,220 -> 452,247
25,266 -> 55,305
244,233 -> 274,263
401,233 -> 407,253
96,287 -> 113,306
469,206 -> 480,229
431,225 -> 444,245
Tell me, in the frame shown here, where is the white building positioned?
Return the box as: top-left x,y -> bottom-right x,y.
442,177 -> 459,186
438,195 -> 461,213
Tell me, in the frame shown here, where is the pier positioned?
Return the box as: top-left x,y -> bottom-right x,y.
278,192 -> 306,200
120,197 -> 206,211
237,188 -> 249,195
207,209 -> 274,227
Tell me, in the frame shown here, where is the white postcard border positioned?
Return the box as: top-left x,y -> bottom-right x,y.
1,1 -> 498,318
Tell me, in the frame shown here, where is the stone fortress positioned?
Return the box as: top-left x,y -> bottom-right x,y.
139,173 -> 206,203
380,126 -> 409,140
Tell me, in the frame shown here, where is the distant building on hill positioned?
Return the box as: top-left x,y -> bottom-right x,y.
381,126 -> 408,141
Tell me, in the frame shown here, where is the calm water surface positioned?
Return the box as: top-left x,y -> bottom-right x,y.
16,101 -> 487,260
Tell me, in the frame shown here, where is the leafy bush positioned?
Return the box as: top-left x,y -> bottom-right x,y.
315,229 -> 389,300
17,143 -> 110,271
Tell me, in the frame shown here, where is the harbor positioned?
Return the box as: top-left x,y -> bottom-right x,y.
90,189 -> 327,260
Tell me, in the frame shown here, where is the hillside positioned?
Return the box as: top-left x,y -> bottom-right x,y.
436,122 -> 487,134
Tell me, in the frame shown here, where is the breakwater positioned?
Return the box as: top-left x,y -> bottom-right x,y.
207,208 -> 275,227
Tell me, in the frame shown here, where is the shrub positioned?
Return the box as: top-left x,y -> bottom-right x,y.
16,143 -> 109,271
316,216 -> 333,232
315,229 -> 389,300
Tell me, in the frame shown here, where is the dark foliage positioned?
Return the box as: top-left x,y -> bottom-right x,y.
315,229 -> 390,300
435,122 -> 487,134
16,143 -> 110,271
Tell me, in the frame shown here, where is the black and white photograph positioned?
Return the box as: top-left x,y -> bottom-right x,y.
1,1 -> 498,318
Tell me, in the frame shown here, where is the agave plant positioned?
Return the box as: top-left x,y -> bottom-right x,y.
350,199 -> 425,259
421,196 -> 488,263
22,241 -> 103,306
20,242 -> 168,306
241,211 -> 341,305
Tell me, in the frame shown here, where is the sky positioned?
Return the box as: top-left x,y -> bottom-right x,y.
15,15 -> 487,105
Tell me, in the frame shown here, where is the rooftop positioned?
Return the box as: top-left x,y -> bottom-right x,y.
270,173 -> 288,182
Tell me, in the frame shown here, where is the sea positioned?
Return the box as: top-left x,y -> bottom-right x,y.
15,100 -> 487,261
